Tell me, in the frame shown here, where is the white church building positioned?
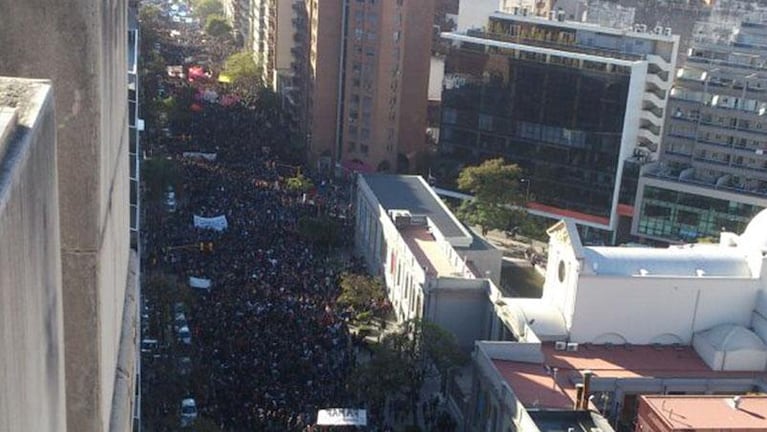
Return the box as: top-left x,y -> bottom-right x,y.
501,212 -> 767,372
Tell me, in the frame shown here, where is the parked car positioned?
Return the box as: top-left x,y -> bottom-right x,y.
177,325 -> 191,345
141,339 -> 158,354
164,187 -> 177,212
180,398 -> 197,427
173,312 -> 187,332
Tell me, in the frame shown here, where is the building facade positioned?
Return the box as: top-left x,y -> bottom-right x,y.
467,210 -> 767,431
306,0 -> 435,173
0,78 -> 66,432
354,174 -> 503,349
634,8 -> 767,243
439,11 -> 678,243
0,1 -> 139,431
221,0 -> 251,46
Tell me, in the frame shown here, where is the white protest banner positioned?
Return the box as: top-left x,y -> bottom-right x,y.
316,409 -> 367,426
189,277 -> 212,291
193,215 -> 228,231
182,152 -> 217,161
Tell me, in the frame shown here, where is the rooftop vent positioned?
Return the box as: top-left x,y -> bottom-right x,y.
728,396 -> 742,410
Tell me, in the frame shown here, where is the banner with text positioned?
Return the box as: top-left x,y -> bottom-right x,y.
316,409 -> 367,426
193,215 -> 228,231
182,152 -> 217,161
189,277 -> 212,291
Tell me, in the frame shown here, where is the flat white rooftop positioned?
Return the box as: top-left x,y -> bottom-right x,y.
401,226 -> 460,278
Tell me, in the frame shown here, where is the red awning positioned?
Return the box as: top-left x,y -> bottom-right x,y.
527,202 -> 610,226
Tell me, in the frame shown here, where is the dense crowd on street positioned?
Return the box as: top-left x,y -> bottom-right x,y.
140,9 -> 376,430
145,152 -> 363,431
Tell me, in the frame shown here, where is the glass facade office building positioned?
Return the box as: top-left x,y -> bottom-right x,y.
638,185 -> 762,240
633,8 -> 767,243
440,43 -> 631,222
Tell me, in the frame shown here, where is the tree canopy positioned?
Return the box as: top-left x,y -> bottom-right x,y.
142,157 -> 181,203
204,14 -> 232,38
456,158 -> 526,234
337,272 -> 387,318
349,319 -> 467,425
191,0 -> 223,22
221,51 -> 263,89
297,215 -> 342,248
285,174 -> 313,194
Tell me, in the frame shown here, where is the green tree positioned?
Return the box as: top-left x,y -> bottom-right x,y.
456,158 -> 526,235
204,14 -> 232,38
191,0 -> 223,22
337,273 -> 387,319
221,50 -> 264,90
351,319 -> 468,425
297,215 -> 342,248
142,157 -> 181,203
285,173 -> 314,194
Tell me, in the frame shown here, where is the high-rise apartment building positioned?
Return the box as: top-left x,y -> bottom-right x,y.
0,0 -> 139,431
634,7 -> 767,243
222,0 -> 252,45
0,77 -> 66,432
302,0 -> 435,173
439,11 -> 678,243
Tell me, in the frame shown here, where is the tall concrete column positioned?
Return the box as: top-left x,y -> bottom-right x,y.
0,1 -> 136,431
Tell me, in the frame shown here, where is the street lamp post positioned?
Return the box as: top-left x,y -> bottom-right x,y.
519,178 -> 531,202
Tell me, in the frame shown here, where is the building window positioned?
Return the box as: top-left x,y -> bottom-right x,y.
361,144 -> 369,155
348,141 -> 356,152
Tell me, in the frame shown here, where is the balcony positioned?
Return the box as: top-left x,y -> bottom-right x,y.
646,54 -> 672,72
643,91 -> 666,110
637,128 -> 661,146
645,73 -> 669,92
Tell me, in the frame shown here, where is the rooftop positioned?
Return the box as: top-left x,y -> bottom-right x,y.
362,174 -> 470,241
490,11 -> 678,42
640,395 -> 767,430
582,244 -> 753,278
492,360 -> 575,409
540,343 -> 761,379
400,226 -> 460,277
493,343 -> 763,411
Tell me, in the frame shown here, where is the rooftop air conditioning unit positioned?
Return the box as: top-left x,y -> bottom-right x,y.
664,27 -> 672,36
555,341 -> 567,351
566,342 -> 579,352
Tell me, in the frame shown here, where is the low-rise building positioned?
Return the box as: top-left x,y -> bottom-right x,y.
355,174 -> 501,349
636,395 -> 767,432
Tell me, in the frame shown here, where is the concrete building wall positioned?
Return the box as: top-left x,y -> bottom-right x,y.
569,275 -> 760,344
0,1 -> 136,431
428,280 -> 489,350
0,79 -> 66,432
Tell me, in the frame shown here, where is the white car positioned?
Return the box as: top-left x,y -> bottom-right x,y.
174,312 -> 187,331
180,398 -> 197,427
178,325 -> 192,345
164,187 -> 177,212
